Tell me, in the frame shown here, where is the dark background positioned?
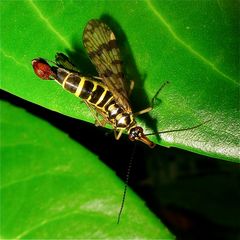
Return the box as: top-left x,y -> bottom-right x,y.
1,89 -> 239,240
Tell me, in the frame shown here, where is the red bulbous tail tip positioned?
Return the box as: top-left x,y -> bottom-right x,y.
32,58 -> 55,80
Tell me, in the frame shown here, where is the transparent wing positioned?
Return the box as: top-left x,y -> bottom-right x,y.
83,19 -> 131,112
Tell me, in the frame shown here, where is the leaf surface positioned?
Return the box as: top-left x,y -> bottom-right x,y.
0,100 -> 173,239
1,0 -> 239,162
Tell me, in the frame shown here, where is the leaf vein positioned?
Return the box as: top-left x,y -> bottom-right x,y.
28,0 -> 72,50
146,0 -> 238,85
0,49 -> 29,71
15,211 -> 83,239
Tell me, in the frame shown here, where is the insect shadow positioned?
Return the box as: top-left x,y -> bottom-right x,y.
65,15 -> 161,141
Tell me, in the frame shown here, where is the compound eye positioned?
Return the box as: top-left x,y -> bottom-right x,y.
128,127 -> 143,141
128,129 -> 136,141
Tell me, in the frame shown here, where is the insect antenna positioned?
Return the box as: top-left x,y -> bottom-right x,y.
117,143 -> 137,224
145,119 -> 211,136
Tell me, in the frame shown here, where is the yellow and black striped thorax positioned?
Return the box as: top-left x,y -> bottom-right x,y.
54,67 -> 136,130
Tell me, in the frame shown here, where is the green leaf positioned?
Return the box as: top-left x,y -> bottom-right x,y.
0,100 -> 173,239
1,0 -> 239,162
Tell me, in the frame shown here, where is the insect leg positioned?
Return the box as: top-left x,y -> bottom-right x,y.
93,76 -> 103,81
134,81 -> 169,116
128,80 -> 135,96
150,81 -> 170,107
83,100 -> 106,127
114,129 -> 124,140
133,106 -> 152,116
95,113 -> 108,127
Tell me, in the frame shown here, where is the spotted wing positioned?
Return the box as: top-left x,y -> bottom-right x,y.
83,19 -> 131,112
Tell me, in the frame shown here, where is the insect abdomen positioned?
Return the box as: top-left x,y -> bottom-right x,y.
55,68 -> 135,129
56,68 -> 113,108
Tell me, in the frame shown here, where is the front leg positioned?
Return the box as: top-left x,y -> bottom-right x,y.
134,81 -> 170,116
114,129 -> 124,140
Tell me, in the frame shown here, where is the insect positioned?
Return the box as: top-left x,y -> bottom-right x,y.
32,19 -> 209,224
32,19 -> 160,148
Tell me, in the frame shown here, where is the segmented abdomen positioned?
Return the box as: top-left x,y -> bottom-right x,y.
55,68 -> 134,129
